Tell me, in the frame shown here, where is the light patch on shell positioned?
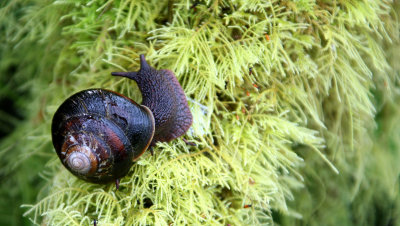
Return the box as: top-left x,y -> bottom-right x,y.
66,151 -> 91,175
98,161 -> 107,167
64,143 -> 98,175
68,135 -> 78,144
61,134 -> 79,156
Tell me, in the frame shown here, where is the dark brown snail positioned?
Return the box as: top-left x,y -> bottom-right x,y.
51,55 -> 193,185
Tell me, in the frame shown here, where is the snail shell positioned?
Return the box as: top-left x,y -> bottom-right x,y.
51,89 -> 155,183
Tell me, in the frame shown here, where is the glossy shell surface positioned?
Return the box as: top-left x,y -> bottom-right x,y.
51,89 -> 154,183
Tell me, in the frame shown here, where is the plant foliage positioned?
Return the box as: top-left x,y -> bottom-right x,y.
0,0 -> 399,225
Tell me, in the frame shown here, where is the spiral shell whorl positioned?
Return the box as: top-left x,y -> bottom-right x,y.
60,132 -> 106,181
66,151 -> 92,175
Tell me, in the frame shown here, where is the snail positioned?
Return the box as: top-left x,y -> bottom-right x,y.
51,55 -> 193,186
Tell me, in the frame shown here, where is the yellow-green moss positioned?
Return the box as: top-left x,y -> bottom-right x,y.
0,0 -> 399,225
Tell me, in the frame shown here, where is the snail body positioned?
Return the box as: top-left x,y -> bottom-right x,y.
111,55 -> 193,144
51,55 -> 192,184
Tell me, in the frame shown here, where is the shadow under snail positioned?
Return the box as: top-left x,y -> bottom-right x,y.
51,55 -> 193,187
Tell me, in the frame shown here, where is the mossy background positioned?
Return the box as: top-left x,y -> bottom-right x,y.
0,0 -> 399,225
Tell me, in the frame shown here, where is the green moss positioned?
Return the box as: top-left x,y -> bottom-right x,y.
0,0 -> 399,225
